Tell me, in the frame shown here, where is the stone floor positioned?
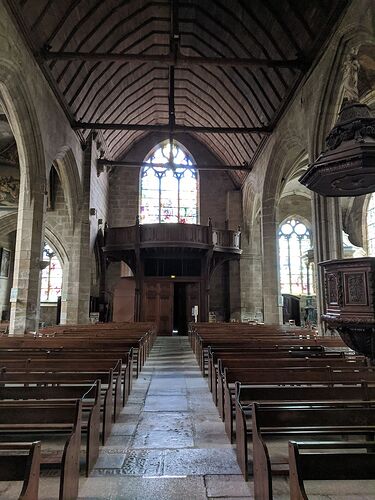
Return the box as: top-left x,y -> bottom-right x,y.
78,336 -> 252,500
1,336 -> 375,499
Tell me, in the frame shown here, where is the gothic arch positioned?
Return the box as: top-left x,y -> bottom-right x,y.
262,134 -> 307,210
0,59 -> 45,193
0,212 -> 69,267
52,146 -> 82,229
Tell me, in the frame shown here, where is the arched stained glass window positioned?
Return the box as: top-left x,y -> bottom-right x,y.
40,243 -> 63,302
367,193 -> 375,256
278,218 -> 314,295
140,141 -> 198,224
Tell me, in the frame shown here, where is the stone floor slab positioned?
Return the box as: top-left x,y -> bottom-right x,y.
121,449 -> 165,476
137,411 -> 193,432
205,475 -> 253,498
143,395 -> 189,411
132,429 -> 194,448
78,476 -> 207,500
164,448 -> 241,475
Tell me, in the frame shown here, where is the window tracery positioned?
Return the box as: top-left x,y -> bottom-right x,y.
140,142 -> 198,224
278,218 -> 314,295
40,243 -> 62,302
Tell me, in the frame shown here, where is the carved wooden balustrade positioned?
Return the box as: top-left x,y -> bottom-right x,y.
103,222 -> 242,324
104,223 -> 241,254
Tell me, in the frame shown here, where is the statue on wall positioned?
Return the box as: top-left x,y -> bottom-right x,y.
0,176 -> 20,207
342,47 -> 360,104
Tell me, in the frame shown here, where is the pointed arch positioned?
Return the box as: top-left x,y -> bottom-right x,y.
52,146 -> 82,229
139,140 -> 199,224
0,59 -> 45,193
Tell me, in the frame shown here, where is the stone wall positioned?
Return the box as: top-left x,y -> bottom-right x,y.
241,0 -> 375,324
278,195 -> 312,227
107,134 -> 242,316
109,167 -> 139,228
0,232 -> 15,320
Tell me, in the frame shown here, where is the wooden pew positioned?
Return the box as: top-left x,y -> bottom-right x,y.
189,322 -> 343,370
0,369 -> 115,446
252,402 -> 375,500
235,382 -> 375,481
199,338 -> 346,375
0,400 -> 82,500
0,358 -> 125,417
207,345 -> 345,390
0,349 -> 133,403
0,336 -> 142,377
38,322 -> 156,373
210,353 -> 364,405
0,442 -> 41,500
221,366 -> 375,441
288,441 -> 375,500
0,381 -> 101,476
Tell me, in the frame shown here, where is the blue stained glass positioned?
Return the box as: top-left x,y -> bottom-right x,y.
140,141 -> 198,224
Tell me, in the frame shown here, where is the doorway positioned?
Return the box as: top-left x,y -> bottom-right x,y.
173,283 -> 187,335
142,279 -> 200,335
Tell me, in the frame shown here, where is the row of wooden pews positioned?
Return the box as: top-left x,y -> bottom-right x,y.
189,322 -> 375,500
0,321 -> 155,500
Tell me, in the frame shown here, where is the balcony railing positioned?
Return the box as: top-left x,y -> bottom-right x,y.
104,222 -> 241,254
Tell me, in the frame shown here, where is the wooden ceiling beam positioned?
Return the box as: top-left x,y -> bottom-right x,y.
73,121 -> 272,135
97,159 -> 252,171
41,50 -> 303,69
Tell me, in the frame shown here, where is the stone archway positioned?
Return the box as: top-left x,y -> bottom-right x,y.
0,60 -> 46,333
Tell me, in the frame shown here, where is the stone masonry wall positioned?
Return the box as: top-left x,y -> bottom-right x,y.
0,232 -> 15,321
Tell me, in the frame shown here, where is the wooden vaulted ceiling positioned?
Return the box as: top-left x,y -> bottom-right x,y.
9,0 -> 348,186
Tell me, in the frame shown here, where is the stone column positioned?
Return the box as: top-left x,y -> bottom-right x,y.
9,176 -> 46,334
226,191 -> 243,320
61,146 -> 91,324
312,194 -> 343,332
262,197 -> 283,324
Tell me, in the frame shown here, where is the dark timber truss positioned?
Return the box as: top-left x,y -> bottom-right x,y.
6,0 -> 349,185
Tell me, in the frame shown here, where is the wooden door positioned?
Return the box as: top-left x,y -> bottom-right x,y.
142,281 -> 173,335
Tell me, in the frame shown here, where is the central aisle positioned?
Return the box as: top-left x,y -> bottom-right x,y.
79,336 -> 254,499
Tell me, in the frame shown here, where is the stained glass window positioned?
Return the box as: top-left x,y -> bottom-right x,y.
40,243 -> 63,302
140,141 -> 198,224
367,193 -> 375,256
278,218 -> 314,295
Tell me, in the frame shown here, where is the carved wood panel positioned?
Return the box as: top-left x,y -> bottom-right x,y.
142,280 -> 173,335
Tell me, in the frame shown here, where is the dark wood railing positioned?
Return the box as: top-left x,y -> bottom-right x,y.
104,222 -> 241,253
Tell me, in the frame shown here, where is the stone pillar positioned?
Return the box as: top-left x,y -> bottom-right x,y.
312,194 -> 343,332
262,198 -> 283,324
61,146 -> 91,324
9,176 -> 46,334
226,191 -> 242,320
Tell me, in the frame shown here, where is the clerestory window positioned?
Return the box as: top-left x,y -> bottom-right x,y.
140,141 -> 198,224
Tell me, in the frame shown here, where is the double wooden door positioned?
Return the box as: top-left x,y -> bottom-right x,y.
142,280 -> 200,335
